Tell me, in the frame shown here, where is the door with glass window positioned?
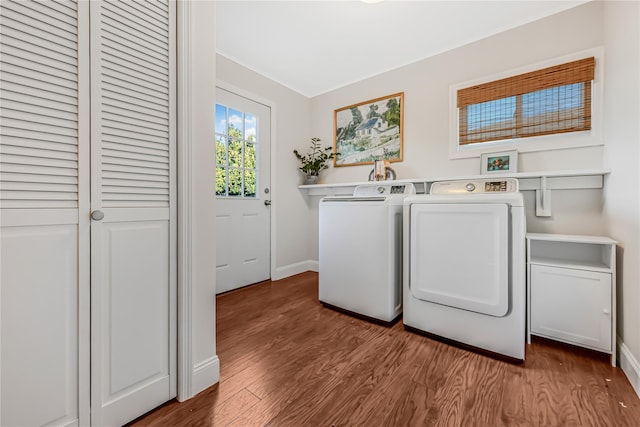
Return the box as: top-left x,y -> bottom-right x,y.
215,87 -> 271,293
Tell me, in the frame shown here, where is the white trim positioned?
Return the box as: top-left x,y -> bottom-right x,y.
618,338 -> 640,399
273,260 -> 319,281
192,356 -> 220,397
76,1 -> 91,424
168,0 -> 178,399
215,80 -> 279,282
449,47 -> 604,159
176,0 -> 193,402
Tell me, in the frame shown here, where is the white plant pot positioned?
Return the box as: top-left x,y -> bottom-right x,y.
304,175 -> 320,185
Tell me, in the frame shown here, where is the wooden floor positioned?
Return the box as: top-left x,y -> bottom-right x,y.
131,272 -> 640,426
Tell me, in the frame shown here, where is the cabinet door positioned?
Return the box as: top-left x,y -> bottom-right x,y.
531,265 -> 611,352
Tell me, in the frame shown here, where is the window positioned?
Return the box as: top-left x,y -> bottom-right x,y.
457,57 -> 595,147
215,104 -> 258,197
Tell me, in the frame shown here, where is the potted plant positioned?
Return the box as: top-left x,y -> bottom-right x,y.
293,137 -> 336,185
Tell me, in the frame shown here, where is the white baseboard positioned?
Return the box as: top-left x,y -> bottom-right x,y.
192,355 -> 220,397
618,338 -> 640,399
273,260 -> 318,281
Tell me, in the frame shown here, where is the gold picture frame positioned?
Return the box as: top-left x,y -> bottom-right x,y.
333,92 -> 404,167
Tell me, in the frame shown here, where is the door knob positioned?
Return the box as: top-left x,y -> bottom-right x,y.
264,200 -> 271,206
91,210 -> 105,221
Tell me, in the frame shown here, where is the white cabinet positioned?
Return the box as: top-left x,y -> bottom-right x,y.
527,233 -> 617,366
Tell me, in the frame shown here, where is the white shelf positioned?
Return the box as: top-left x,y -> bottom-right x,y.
298,168 -> 610,197
528,256 -> 611,273
526,233 -> 617,245
527,232 -> 616,273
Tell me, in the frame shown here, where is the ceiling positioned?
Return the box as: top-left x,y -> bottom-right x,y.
215,1 -> 589,98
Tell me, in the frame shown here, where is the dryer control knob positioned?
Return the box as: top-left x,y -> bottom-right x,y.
465,183 -> 476,192
377,186 -> 385,194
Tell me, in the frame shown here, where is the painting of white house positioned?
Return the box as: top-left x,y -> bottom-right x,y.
333,93 -> 404,167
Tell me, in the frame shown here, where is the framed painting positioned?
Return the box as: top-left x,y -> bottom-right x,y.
333,92 -> 404,167
480,150 -> 518,174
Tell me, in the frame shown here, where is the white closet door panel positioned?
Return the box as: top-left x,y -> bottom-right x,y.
102,75 -> 168,103
1,99 -> 78,122
90,0 -> 176,424
31,0 -> 77,17
1,60 -> 77,90
100,51 -> 165,86
95,222 -> 170,390
0,144 -> 77,161
0,73 -> 76,99
0,181 -> 77,193
1,1 -> 89,426
0,162 -> 77,177
99,25 -> 167,64
1,225 -> 79,427
102,110 -> 169,133
128,0 -> 167,17
101,3 -> 168,45
101,98 -> 168,125
101,163 -> 169,177
102,147 -> 169,165
102,131 -> 167,150
0,0 -> 79,210
0,34 -> 76,68
0,117 -> 77,138
0,2 -> 77,42
0,172 -> 77,185
1,26 -> 77,59
12,0 -> 77,26
0,15 -> 76,50
0,80 -> 77,106
0,153 -> 77,169
102,62 -> 168,94
102,170 -> 169,183
102,141 -> 168,157
102,84 -> 169,113
102,115 -> 169,139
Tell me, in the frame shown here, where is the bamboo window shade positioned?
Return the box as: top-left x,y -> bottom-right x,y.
458,57 -> 595,145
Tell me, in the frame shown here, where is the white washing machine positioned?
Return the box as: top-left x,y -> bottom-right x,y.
319,182 -> 416,324
403,178 -> 526,361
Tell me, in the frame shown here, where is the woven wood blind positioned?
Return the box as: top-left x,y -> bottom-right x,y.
458,57 -> 595,145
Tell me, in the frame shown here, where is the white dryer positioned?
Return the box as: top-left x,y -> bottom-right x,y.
403,178 -> 526,361
319,183 -> 416,324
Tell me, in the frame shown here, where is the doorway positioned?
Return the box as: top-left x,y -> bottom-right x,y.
215,87 -> 272,294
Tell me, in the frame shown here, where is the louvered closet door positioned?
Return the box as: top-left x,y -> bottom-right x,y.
0,1 -> 90,426
89,1 -> 176,426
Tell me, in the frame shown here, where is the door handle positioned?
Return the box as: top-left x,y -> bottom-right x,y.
91,210 -> 105,221
264,200 -> 271,206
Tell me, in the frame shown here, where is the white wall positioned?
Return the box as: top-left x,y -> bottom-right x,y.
602,1 -> 640,394
310,2 -> 605,184
216,56 -> 315,278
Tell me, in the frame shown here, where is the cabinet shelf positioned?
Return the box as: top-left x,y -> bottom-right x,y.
528,256 -> 611,273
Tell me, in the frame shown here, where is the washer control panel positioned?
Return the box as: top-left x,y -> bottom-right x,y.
430,178 -> 519,195
354,183 -> 416,197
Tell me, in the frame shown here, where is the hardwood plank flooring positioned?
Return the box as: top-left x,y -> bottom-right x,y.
130,272 -> 640,426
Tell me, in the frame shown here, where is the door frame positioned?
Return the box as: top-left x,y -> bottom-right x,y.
215,80 -> 277,286
176,0 -> 278,400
